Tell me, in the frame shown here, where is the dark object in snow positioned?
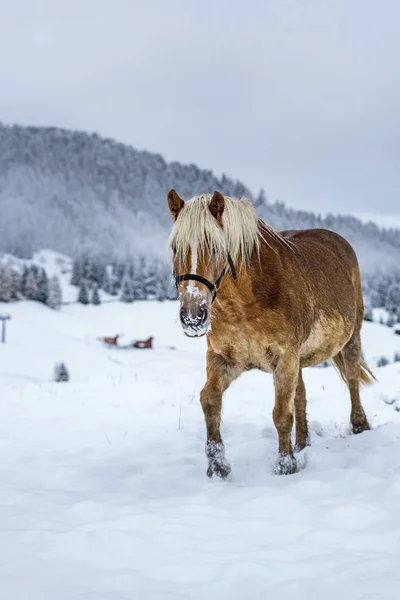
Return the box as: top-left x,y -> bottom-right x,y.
394,352 -> 400,362
0,314 -> 11,343
133,336 -> 153,349
377,356 -> 390,368
386,312 -> 398,328
54,362 -> 70,382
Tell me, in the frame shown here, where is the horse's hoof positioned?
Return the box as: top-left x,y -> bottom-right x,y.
352,421 -> 370,434
294,438 -> 310,453
205,441 -> 231,479
206,458 -> 231,479
272,453 -> 298,476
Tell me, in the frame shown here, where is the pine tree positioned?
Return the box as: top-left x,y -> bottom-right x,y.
155,280 -> 166,301
91,283 -> 101,305
112,260 -> 126,290
0,264 -> 12,302
10,269 -> 21,300
21,265 -> 29,295
387,312 -> 398,328
386,283 -> 400,314
102,269 -> 112,294
77,280 -> 89,304
144,260 -> 158,299
91,260 -> 106,288
254,189 -> 267,208
54,362 -> 69,382
131,271 -> 146,300
24,267 -> 39,300
363,299 -> 373,322
71,257 -> 84,286
37,268 -> 49,304
47,275 -> 62,310
120,272 -> 134,303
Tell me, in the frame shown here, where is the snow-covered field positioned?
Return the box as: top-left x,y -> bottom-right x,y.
1,298 -> 400,599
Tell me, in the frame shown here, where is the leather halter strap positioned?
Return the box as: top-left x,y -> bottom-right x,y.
174,254 -> 237,303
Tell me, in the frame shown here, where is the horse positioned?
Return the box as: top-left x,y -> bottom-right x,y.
101,334 -> 120,346
133,336 -> 154,349
167,189 -> 374,478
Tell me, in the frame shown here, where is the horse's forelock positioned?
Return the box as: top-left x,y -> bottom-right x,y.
168,194 -> 291,266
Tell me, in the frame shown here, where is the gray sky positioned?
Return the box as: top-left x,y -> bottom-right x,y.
0,0 -> 399,215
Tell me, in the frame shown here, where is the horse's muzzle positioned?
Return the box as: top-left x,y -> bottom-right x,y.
180,306 -> 209,337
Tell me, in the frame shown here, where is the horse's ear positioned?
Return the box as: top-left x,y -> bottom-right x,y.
168,189 -> 184,221
209,191 -> 225,222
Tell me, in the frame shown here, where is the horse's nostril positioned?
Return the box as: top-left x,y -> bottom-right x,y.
200,307 -> 208,324
180,306 -> 208,328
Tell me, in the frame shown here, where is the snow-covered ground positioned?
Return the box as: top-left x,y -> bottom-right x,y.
1,298 -> 400,599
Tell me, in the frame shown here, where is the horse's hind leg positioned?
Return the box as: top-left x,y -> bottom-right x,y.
294,369 -> 310,452
335,332 -> 370,434
200,350 -> 241,479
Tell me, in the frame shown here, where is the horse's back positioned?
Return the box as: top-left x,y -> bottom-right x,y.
279,228 -> 361,286
280,228 -> 359,268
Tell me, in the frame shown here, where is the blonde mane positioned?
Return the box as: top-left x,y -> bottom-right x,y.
168,194 -> 290,266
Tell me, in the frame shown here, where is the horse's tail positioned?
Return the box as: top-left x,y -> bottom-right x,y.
331,353 -> 376,386
359,357 -> 377,385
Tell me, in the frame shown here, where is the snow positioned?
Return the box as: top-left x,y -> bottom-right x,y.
1,298 -> 400,599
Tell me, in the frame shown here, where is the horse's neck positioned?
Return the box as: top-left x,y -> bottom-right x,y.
218,242 -> 280,304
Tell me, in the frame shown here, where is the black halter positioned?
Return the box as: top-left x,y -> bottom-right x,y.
174,254 -> 237,303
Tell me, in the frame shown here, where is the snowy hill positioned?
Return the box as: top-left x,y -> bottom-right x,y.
1,298 -> 400,599
1,123 -> 400,276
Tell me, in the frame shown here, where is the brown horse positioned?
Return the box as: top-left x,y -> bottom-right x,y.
167,189 -> 374,478
101,334 -> 120,346
133,336 -> 154,349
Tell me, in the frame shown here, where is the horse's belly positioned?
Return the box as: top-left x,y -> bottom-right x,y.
210,330 -> 280,373
300,314 -> 353,367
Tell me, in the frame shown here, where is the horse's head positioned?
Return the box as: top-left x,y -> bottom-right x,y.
167,189 -> 229,338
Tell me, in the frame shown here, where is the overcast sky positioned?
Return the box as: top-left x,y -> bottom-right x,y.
0,0 -> 399,215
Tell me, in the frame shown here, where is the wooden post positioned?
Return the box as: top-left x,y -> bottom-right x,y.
0,315 -> 11,343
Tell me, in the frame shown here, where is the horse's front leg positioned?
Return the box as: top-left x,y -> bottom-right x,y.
272,351 -> 300,475
200,350 -> 241,479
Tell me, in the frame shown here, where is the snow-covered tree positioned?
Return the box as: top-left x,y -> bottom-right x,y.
24,267 -> 39,300
54,362 -> 69,382
254,188 -> 267,208
387,312 -> 398,328
377,356 -> 390,367
363,299 -> 373,322
386,283 -> 400,314
47,275 -> 63,310
144,261 -> 158,299
0,264 -> 12,302
70,258 -> 84,286
101,269 -> 112,294
120,272 -> 134,303
9,269 -> 21,300
77,280 -> 89,304
91,283 -> 101,305
21,265 -> 29,294
37,268 -> 49,304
